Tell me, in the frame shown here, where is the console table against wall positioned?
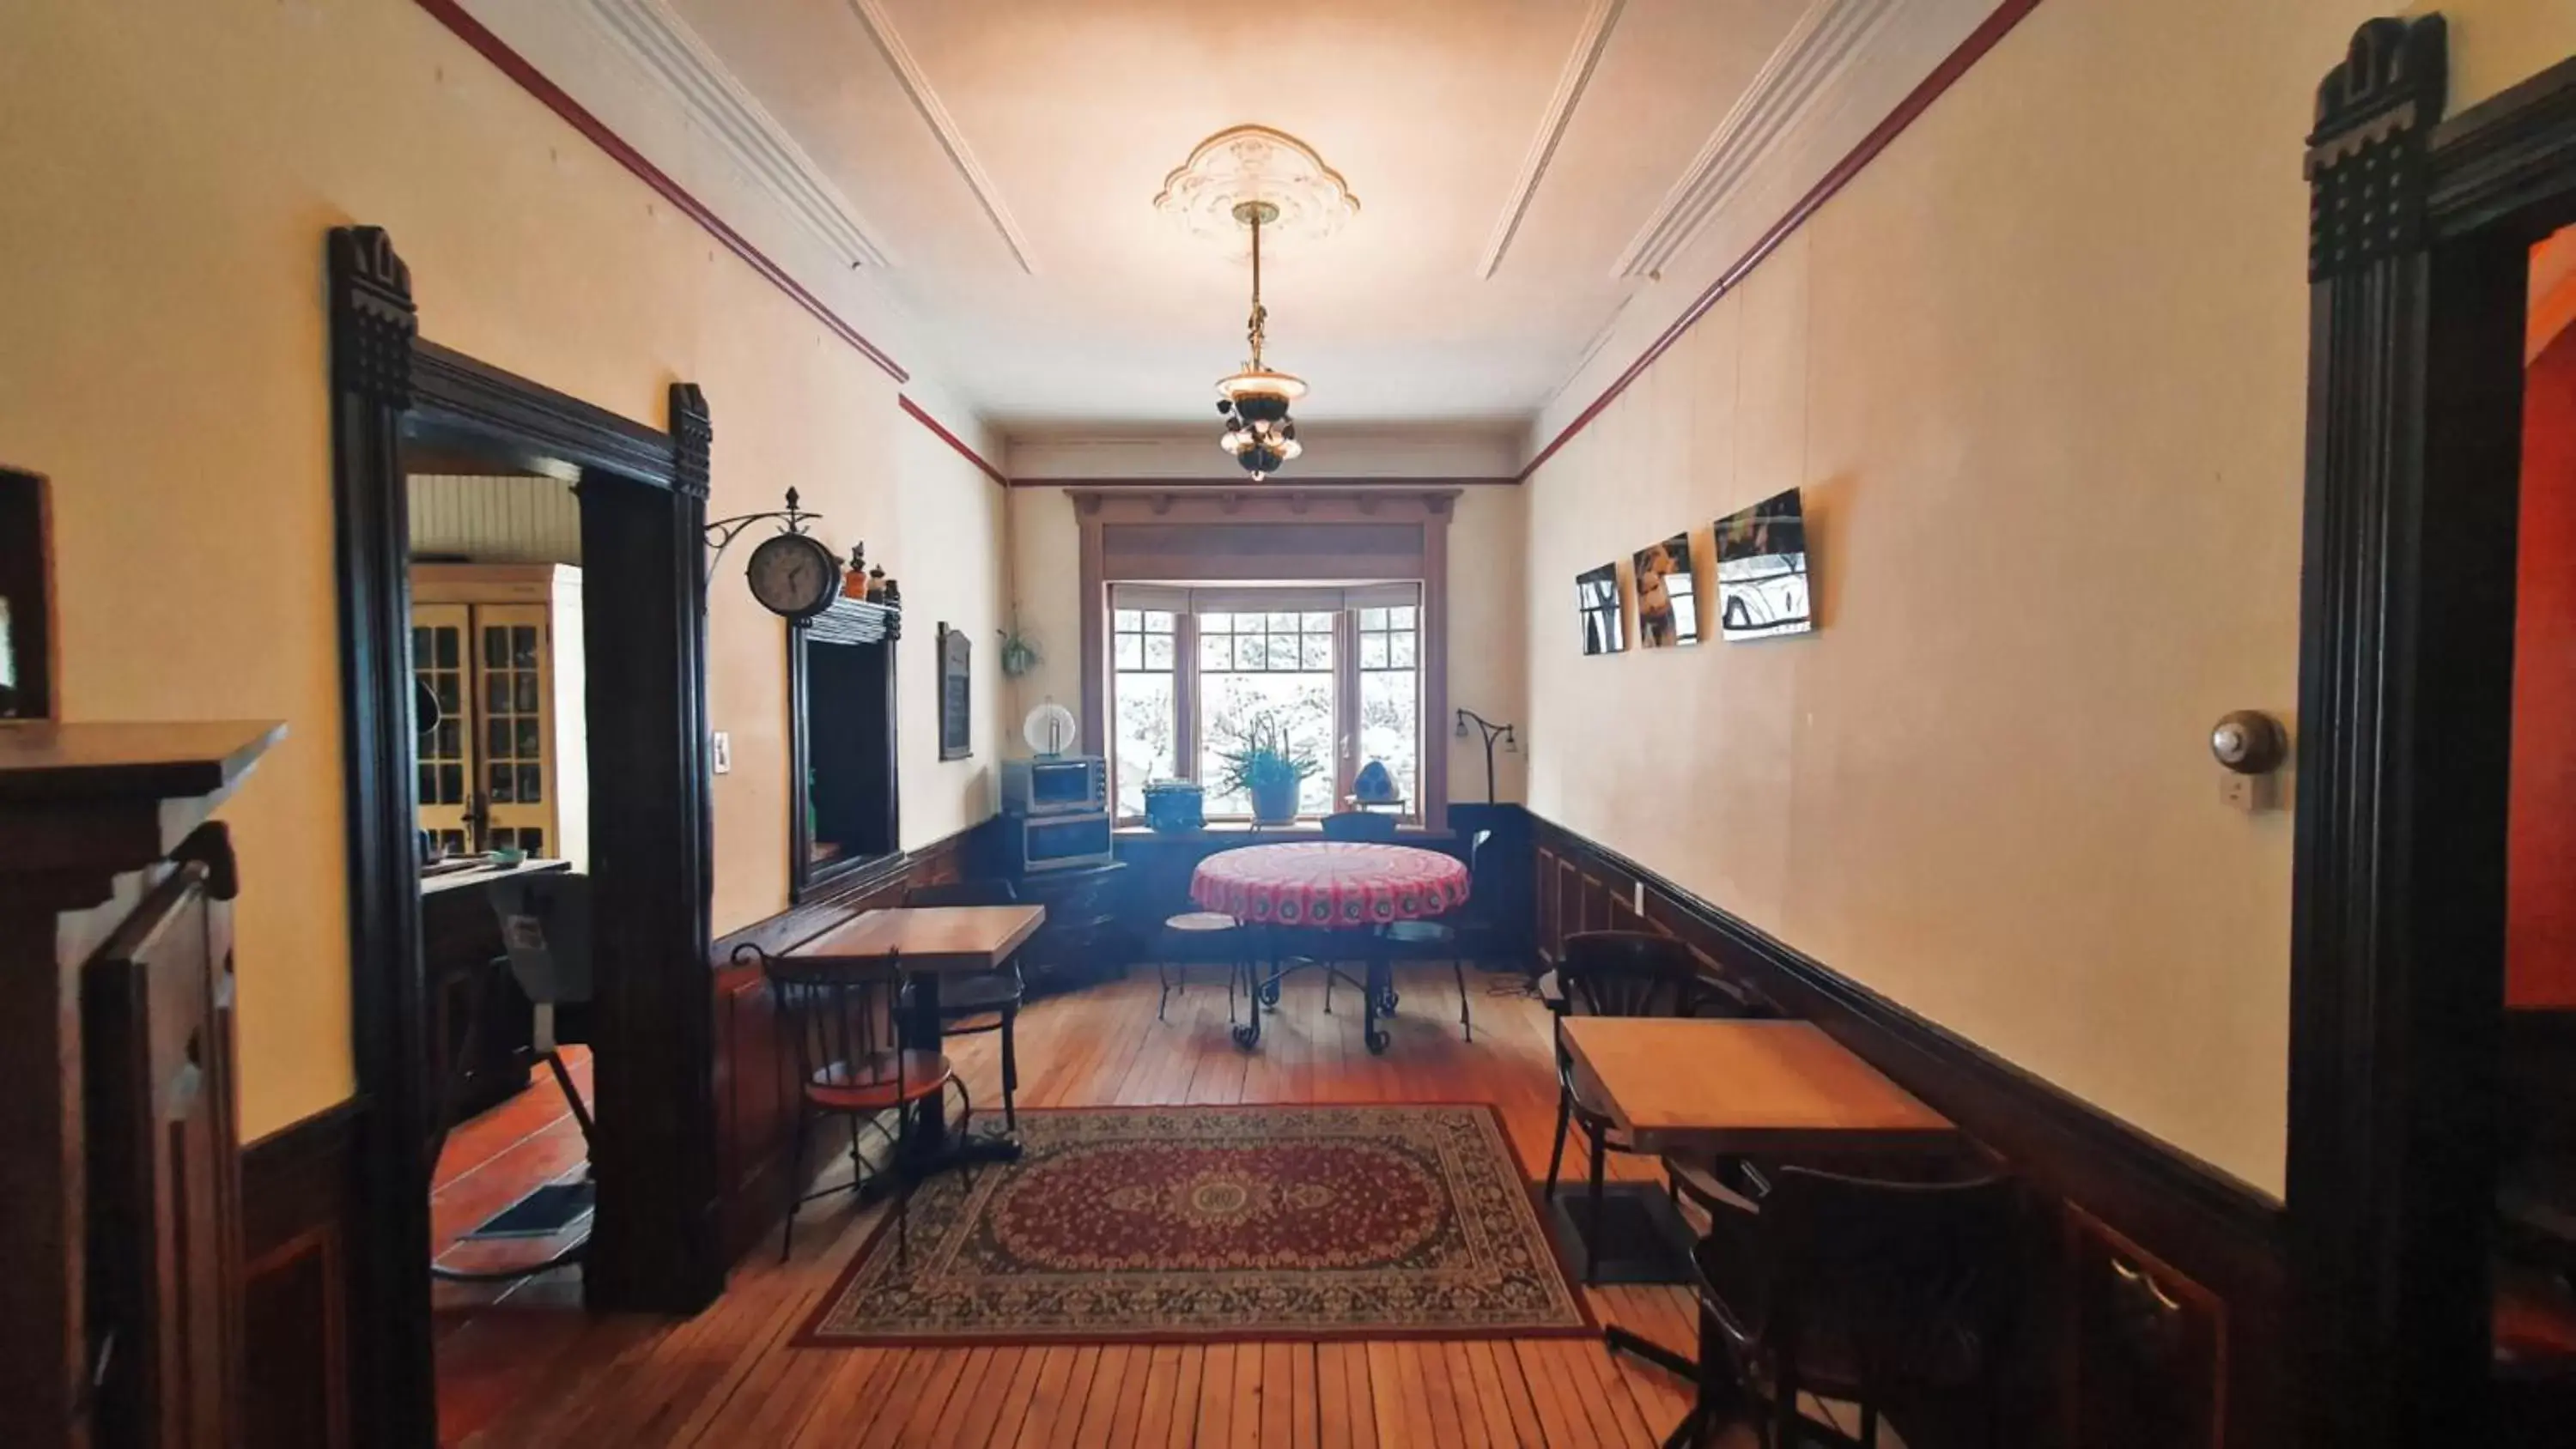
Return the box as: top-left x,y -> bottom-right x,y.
0,720 -> 282,1448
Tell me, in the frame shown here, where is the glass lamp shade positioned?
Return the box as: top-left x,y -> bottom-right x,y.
1216,367 -> 1308,404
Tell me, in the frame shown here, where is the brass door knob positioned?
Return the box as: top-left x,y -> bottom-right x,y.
2209,711 -> 2287,774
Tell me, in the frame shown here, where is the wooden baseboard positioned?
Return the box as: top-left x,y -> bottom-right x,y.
1524,809 -> 2283,1449
240,1099 -> 364,1449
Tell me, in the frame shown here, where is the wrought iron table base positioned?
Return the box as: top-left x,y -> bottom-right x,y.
1230,928 -> 1400,1053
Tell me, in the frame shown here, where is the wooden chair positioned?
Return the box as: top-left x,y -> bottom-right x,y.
1357,828 -> 1495,1041
901,878 -> 1025,1131
1682,1166 -> 2020,1448
1157,910 -> 1247,1021
760,948 -> 959,1264
1543,929 -> 1733,1281
430,871 -> 598,1284
1321,809 -> 1398,841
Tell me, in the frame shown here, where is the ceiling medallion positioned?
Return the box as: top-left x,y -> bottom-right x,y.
1157,127 -> 1352,482
1152,124 -> 1360,247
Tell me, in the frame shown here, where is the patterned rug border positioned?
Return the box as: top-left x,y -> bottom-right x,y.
789,1102 -> 1602,1348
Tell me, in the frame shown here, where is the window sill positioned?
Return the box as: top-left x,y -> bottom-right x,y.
1113,822 -> 1454,844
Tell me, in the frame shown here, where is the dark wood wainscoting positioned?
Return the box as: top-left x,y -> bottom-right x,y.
708,819 -> 996,1264
240,1100 -> 362,1449
1528,813 -> 2285,1448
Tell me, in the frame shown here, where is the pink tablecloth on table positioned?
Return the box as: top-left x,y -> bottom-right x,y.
1189,842 -> 1470,927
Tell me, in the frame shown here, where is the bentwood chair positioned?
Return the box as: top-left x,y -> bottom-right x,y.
1362,828 -> 1496,1040
1320,809 -> 1398,841
901,878 -> 1025,1131
1545,930 -> 1740,1281
1157,909 -> 1246,1022
761,949 -> 960,1264
1684,1166 -> 2020,1448
428,872 -> 598,1284
485,872 -> 597,1151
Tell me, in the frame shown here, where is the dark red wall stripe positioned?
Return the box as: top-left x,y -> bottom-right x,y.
410,0 -> 908,384
899,396 -> 1009,487
1520,0 -> 2044,481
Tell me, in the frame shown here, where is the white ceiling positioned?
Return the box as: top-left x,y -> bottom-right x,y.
466,0 -> 1981,438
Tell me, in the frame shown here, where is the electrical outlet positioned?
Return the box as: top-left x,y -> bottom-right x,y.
711,731 -> 732,774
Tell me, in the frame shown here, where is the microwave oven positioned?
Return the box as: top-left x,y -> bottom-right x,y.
1012,810 -> 1115,873
1001,755 -> 1108,816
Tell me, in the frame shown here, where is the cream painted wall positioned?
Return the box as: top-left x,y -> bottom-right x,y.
1521,0 -> 2576,1197
0,0 -> 1008,1137
1004,480 -> 1527,804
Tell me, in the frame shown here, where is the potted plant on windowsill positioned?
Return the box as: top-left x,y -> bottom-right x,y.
1214,711 -> 1320,827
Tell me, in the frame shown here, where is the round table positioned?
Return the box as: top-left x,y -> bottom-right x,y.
1190,842 -> 1471,1052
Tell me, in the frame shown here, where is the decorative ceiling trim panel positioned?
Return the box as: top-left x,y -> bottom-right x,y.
1475,0 -> 1628,281
1526,0 -> 2041,479
1612,0 -> 1902,282
410,0 -> 908,381
583,0 -> 891,270
844,0 -> 1040,275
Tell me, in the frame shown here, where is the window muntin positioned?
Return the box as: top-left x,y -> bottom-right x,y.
1104,587 -> 1425,823
1109,608 -> 1178,818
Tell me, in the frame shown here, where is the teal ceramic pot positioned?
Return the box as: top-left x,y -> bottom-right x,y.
1250,776 -> 1299,825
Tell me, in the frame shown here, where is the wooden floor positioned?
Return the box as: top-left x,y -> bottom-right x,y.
436,962 -> 1863,1447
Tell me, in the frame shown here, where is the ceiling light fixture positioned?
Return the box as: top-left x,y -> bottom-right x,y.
1215,199 -> 1304,480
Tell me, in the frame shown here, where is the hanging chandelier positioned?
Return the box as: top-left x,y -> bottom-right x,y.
1215,199 -> 1305,480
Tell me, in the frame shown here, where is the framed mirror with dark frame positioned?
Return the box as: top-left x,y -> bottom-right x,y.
788,599 -> 902,901
0,468 -> 52,721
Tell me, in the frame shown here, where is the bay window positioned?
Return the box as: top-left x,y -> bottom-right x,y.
1107,584 -> 1423,823
1073,486 -> 1456,828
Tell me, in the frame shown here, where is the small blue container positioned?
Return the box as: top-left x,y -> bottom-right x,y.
1143,779 -> 1205,832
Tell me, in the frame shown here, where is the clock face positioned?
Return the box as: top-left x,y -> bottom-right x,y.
745,533 -> 840,619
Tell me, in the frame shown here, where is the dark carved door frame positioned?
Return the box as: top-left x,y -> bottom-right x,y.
2289,20 -> 2576,1447
327,227 -> 719,1446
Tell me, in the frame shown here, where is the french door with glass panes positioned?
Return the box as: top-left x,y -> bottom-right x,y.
410,600 -> 560,858
411,604 -> 476,855
473,604 -> 556,854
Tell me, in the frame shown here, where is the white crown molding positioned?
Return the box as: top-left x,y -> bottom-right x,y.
1611,0 -> 1901,282
843,0 -> 1039,275
1475,0 -> 1628,281
582,0 -> 891,270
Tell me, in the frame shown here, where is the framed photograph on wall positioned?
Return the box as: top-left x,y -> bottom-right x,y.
938,621 -> 972,759
1715,488 -> 1814,641
1576,562 -> 1625,656
1633,531 -> 1700,647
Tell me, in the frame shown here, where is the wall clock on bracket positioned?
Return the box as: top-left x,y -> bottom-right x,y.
745,530 -> 841,621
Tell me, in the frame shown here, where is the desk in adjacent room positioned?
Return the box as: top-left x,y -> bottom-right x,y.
422,858 -> 573,1125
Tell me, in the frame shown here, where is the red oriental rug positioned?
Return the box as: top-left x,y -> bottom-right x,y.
795,1104 -> 1595,1346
